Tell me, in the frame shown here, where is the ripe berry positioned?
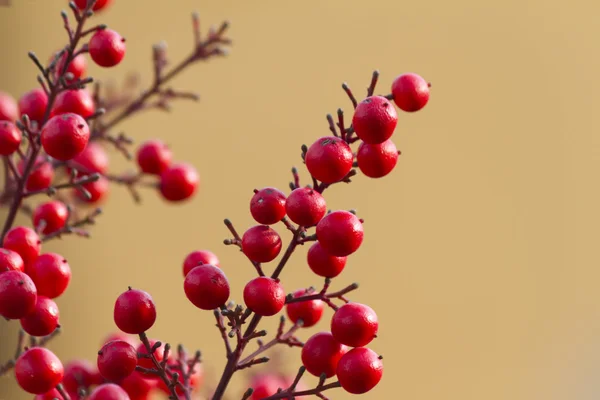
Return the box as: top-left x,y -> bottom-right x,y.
74,0 -> 112,11
316,210 -> 364,257
241,225 -> 282,263
33,200 -> 69,235
250,187 -> 287,225
49,50 -> 87,82
18,88 -> 48,124
0,270 -> 37,319
249,374 -> 285,399
157,358 -> 204,395
352,96 -> 398,144
0,248 -> 25,273
182,250 -> 220,277
286,289 -> 325,327
114,288 -> 157,334
301,332 -> 348,378
76,176 -> 110,203
34,388 -> 62,400
336,347 -> 383,394
119,371 -> 156,400
184,264 -> 230,310
159,163 -> 199,202
243,276 -> 285,316
0,91 -> 18,121
102,332 -> 138,348
2,226 -> 41,265
71,142 -> 109,175
89,383 -> 130,400
97,339 -> 137,382
285,187 -> 326,227
28,253 -> 71,299
305,136 -> 353,184
89,29 -> 126,68
0,121 -> 22,155
63,359 -> 101,395
20,157 -> 55,192
52,89 -> 95,118
136,140 -> 172,175
41,113 -> 90,161
331,303 -> 378,347
306,241 -> 347,278
391,73 -> 430,112
136,340 -> 164,379
356,139 -> 399,178
15,347 -> 64,394
20,296 -> 59,336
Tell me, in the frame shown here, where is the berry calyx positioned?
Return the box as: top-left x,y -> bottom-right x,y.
114,288 -> 157,334
136,340 -> 164,379
285,187 -> 327,227
250,187 -> 287,225
97,339 -> 137,382
71,142 -> 110,176
184,264 -> 230,310
286,289 -> 325,327
136,139 -> 172,175
352,96 -> 398,144
2,226 -> 41,265
306,241 -> 347,278
336,347 -> 383,394
14,347 -> 64,394
356,139 -> 399,178
73,0 -> 112,11
0,270 -> 37,319
391,72 -> 430,112
243,276 -> 285,316
89,383 -> 130,400
301,332 -> 348,378
159,163 -> 199,202
40,113 -> 90,161
0,91 -> 18,121
20,296 -> 60,336
241,225 -> 282,263
18,88 -> 48,124
0,121 -> 22,155
316,210 -> 364,257
20,157 -> 55,192
32,200 -> 69,235
305,136 -> 353,184
89,28 -> 126,68
0,248 -> 25,273
182,250 -> 220,277
52,89 -> 95,119
331,302 -> 378,347
28,253 -> 71,299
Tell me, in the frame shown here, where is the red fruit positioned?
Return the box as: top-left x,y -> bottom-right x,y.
28,253 -> 71,299
305,136 -> 353,184
391,72 -> 430,112
286,289 -> 325,327
63,359 -> 101,395
352,96 -> 398,144
113,288 -> 157,334
18,88 -> 48,124
250,187 -> 287,225
0,121 -> 22,155
41,113 -> 90,161
119,372 -> 155,400
136,340 -> 164,379
241,225 -> 282,263
249,374 -> 285,399
71,142 -> 109,175
301,332 -> 347,378
243,276 -> 285,316
306,241 -> 347,278
89,29 -> 126,68
159,163 -> 199,202
184,264 -> 230,310
331,303 -> 378,347
35,388 -> 62,400
32,200 -> 69,235
89,383 -> 130,400
19,157 -> 55,192
102,332 -> 138,348
136,140 -> 172,175
2,226 -> 41,265
15,348 -> 63,394
49,50 -> 87,82
182,250 -> 220,277
157,358 -> 204,395
0,91 -> 18,121
356,139 -> 399,178
336,347 -> 383,394
285,187 -> 326,227
76,176 -> 110,203
0,270 -> 37,319
0,248 -> 25,273
52,89 -> 95,118
20,296 -> 59,336
316,211 -> 363,257
73,0 -> 112,11
98,340 -> 137,382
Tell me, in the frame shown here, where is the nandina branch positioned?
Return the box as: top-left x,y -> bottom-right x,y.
237,318 -> 302,367
23,173 -> 100,198
138,333 -> 187,400
41,208 -> 102,242
286,281 -> 358,311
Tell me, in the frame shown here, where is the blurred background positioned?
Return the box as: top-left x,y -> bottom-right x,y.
2,0 -> 600,399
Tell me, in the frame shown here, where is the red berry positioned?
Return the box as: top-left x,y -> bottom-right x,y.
157,358 -> 204,395
159,163 -> 199,202
306,241 -> 347,278
136,140 -> 172,175
28,253 -> 71,299
119,371 -> 156,400
243,276 -> 285,316
136,340 -> 164,379
19,157 -> 55,192
89,383 -> 130,400
285,187 -> 326,227
184,264 -> 230,310
316,211 -> 363,257
391,73 -> 430,112
76,176 -> 110,203
241,225 -> 282,263
352,96 -> 398,144
305,136 -> 353,184
248,374 -> 285,399
0,121 -> 22,155
0,91 -> 18,121
18,88 -> 48,124
331,303 -> 378,347
250,187 -> 287,225
73,0 -> 112,11
356,139 -> 399,178
182,250 -> 220,277
0,270 -> 37,319
286,289 -> 325,327
49,50 -> 87,82
63,359 -> 101,395
98,340 -> 137,382
71,142 -> 109,175
102,332 -> 138,348
114,288 -> 157,334
20,296 -> 59,336
0,248 -> 25,273
32,200 -> 69,235
2,226 -> 41,265
35,388 -> 62,400
52,89 -> 95,118
15,347 -> 64,394
336,347 -> 383,394
301,332 -> 348,378
41,113 -> 90,161
89,29 -> 126,68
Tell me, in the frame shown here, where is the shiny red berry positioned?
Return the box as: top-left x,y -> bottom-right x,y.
89,29 -> 126,67
114,288 -> 157,334
2,226 -> 41,265
0,270 -> 37,319
241,225 -> 282,263
63,359 -> 101,395
28,253 -> 71,299
34,388 -> 62,400
0,248 -> 25,273
98,339 -> 137,382
101,332 -> 138,348
136,340 -> 164,379
301,332 -> 347,378
182,250 -> 220,277
249,374 -> 285,399
52,89 -> 95,118
18,88 -> 48,124
352,96 -> 398,144
184,264 -> 230,310
159,163 -> 199,202
32,201 -> 69,235
305,136 -> 353,184
243,276 -> 285,316
286,289 -> 325,327
89,383 -> 130,400
20,296 -> 59,336
41,113 -> 90,161
20,157 -> 55,192
71,142 -> 109,175
306,241 -> 347,278
0,91 -> 18,121
250,187 -> 287,225
136,140 -> 172,175
336,347 -> 383,394
316,211 -> 363,257
356,139 -> 399,178
391,73 -> 430,112
73,0 -> 112,11
331,303 -> 378,347
119,371 -> 156,400
76,176 -> 110,203
49,50 -> 87,82
285,187 -> 326,227
15,347 -> 64,394
0,121 -> 22,155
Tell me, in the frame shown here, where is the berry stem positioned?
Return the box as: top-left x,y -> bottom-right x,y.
55,383 -> 71,400
237,318 -> 302,366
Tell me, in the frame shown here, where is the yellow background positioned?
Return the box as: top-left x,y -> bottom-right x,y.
2,0 -> 600,399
